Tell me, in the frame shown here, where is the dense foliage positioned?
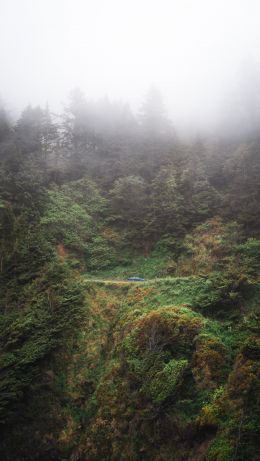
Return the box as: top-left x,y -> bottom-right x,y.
0,92 -> 259,460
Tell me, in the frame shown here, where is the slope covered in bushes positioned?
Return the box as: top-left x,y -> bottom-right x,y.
0,96 -> 259,460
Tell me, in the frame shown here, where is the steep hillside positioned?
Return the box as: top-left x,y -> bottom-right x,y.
1,272 -> 259,461
0,99 -> 259,460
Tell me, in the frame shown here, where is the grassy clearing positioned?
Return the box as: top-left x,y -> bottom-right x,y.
84,254 -> 171,280
83,274 -> 224,312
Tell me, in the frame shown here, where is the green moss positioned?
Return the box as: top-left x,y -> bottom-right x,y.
147,358 -> 188,403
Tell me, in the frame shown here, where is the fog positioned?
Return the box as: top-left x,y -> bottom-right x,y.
1,0 -> 260,134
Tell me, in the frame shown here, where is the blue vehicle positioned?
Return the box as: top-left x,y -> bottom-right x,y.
127,276 -> 145,282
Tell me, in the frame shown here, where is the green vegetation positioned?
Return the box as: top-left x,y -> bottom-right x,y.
0,95 -> 259,460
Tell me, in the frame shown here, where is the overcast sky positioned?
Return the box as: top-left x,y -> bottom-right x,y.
0,0 -> 260,130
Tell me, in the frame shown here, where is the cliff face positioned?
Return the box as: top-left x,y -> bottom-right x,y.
1,274 -> 259,461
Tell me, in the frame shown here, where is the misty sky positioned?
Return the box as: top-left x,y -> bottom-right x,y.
1,0 -> 260,129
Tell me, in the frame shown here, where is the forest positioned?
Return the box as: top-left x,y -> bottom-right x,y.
0,86 -> 259,461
